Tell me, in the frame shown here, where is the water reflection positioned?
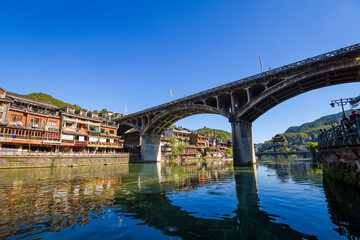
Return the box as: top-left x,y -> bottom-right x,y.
323,175 -> 360,239
116,163 -> 315,239
0,161 -> 359,239
0,165 -> 129,239
258,159 -> 323,186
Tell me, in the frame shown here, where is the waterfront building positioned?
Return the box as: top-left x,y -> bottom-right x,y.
160,137 -> 172,156
184,145 -> 199,157
60,106 -> 123,153
190,132 -> 208,149
163,128 -> 192,145
0,87 -> 123,154
0,91 -> 62,152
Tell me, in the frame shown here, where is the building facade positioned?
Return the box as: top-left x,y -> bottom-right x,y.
0,87 -> 123,154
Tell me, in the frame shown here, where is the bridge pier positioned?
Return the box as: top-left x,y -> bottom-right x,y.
140,133 -> 162,162
230,116 -> 256,166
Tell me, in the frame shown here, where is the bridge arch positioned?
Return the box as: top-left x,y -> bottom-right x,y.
117,121 -> 141,136
143,104 -> 230,135
236,61 -> 360,122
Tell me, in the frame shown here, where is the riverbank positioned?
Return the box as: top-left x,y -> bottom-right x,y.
0,153 -> 138,169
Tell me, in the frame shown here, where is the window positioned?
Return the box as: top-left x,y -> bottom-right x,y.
31,117 -> 42,124
110,130 -> 115,134
10,114 -> 23,122
48,120 -> 57,127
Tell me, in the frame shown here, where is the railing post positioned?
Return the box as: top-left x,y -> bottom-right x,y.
332,126 -> 336,142
340,123 -> 347,140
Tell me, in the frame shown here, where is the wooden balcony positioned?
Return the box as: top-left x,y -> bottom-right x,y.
75,140 -> 88,147
26,122 -> 45,130
62,127 -> 76,132
61,139 -> 75,145
88,141 -> 123,148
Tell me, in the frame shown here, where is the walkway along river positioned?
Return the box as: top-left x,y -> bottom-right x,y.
0,159 -> 359,239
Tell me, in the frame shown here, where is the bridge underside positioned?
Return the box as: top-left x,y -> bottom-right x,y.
144,106 -> 229,135
238,66 -> 360,122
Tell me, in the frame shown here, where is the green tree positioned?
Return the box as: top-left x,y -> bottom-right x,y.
205,147 -> 211,153
308,142 -> 318,159
168,137 -> 178,146
100,108 -> 109,115
226,148 -> 233,156
177,144 -> 186,154
200,129 -> 214,135
216,131 -> 231,140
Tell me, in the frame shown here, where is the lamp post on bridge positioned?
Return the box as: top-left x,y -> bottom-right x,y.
330,98 -> 354,116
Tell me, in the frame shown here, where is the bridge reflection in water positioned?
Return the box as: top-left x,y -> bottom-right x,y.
117,163 -> 315,239
0,162 -> 359,239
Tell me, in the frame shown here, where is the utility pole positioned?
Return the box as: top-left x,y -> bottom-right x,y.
330,98 -> 354,116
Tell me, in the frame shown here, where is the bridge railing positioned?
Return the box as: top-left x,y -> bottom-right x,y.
318,118 -> 360,147
118,43 -> 360,120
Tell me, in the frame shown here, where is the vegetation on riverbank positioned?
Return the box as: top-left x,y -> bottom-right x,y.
323,161 -> 360,188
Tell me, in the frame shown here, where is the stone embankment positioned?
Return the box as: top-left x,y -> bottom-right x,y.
0,153 -> 139,169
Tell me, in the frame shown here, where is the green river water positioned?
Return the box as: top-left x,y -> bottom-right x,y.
0,159 -> 359,239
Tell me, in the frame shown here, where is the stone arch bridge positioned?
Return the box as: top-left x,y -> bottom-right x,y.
116,43 -> 360,165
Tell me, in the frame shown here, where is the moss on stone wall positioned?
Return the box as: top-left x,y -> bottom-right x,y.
7,158 -> 25,163
323,161 -> 360,188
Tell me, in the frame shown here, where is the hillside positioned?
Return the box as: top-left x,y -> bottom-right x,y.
196,128 -> 232,140
27,92 -> 82,110
26,92 -> 114,114
259,109 -> 355,149
285,110 -> 352,133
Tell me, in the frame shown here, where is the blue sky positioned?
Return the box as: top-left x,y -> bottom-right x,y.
0,0 -> 359,143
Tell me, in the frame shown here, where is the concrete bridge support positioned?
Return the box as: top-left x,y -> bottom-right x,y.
230,116 -> 256,166
140,133 -> 162,162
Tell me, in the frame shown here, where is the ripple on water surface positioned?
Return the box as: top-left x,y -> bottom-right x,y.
0,161 -> 359,239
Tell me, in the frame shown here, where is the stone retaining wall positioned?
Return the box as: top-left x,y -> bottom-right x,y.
320,147 -> 360,187
0,154 -> 139,169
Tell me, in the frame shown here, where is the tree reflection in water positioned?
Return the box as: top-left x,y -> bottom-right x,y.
0,161 -> 359,239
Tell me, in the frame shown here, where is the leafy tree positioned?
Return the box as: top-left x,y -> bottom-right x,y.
177,144 -> 186,154
205,147 -> 211,153
226,148 -> 233,156
100,108 -> 109,115
216,131 -> 231,140
168,137 -> 178,146
308,142 -> 318,159
171,144 -> 185,159
199,129 -> 214,135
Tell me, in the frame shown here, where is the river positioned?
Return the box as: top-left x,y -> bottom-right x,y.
0,159 -> 359,240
